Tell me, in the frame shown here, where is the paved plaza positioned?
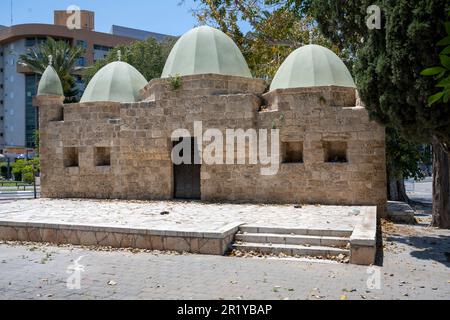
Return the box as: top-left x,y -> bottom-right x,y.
0,181 -> 447,300
0,219 -> 449,300
0,199 -> 366,233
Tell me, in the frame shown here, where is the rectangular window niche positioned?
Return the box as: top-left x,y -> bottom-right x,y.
63,147 -> 79,168
323,141 -> 348,163
95,147 -> 111,167
282,141 -> 304,164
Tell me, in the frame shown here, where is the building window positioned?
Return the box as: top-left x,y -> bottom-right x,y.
25,74 -> 38,148
95,147 -> 111,167
323,141 -> 348,163
76,40 -> 87,49
75,75 -> 83,83
64,147 -> 79,168
282,141 -> 303,163
76,57 -> 86,67
93,44 -> 113,51
25,37 -> 36,47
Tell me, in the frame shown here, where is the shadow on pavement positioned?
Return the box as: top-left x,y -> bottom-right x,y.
385,233 -> 450,267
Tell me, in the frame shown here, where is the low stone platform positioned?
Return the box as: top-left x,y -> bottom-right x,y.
0,199 -> 378,265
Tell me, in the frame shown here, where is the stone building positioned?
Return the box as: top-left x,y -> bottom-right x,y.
35,26 -> 387,216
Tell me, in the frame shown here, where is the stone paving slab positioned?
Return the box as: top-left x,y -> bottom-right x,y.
0,199 -> 368,234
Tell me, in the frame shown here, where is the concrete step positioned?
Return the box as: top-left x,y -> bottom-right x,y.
233,242 -> 350,257
236,233 -> 349,248
239,226 -> 353,238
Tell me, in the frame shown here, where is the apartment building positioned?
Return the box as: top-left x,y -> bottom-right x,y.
0,10 -> 169,151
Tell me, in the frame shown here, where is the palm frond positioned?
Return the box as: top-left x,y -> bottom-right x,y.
19,36 -> 85,101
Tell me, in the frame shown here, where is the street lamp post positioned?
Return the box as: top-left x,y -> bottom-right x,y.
32,163 -> 37,199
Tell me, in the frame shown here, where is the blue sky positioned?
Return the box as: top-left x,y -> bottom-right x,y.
0,0 -> 201,36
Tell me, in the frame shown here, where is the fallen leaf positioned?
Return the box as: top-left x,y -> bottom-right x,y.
340,295 -> 348,300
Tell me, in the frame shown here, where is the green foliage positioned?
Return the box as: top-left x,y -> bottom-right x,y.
168,74 -> 182,90
0,162 -> 6,178
308,1 -> 450,151
83,38 -> 176,84
33,130 -> 40,156
386,128 -> 431,181
19,37 -> 85,103
421,12 -> 450,106
11,158 -> 40,184
191,0 -> 345,79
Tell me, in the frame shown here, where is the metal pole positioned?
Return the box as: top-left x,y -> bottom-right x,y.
33,164 -> 37,199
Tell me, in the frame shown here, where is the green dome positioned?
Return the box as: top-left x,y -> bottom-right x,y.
81,61 -> 147,103
162,26 -> 252,78
37,65 -> 64,96
270,44 -> 356,90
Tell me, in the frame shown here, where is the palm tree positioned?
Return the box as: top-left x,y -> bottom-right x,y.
19,37 -> 85,102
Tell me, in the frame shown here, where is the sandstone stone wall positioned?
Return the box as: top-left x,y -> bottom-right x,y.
38,74 -> 387,215
201,86 -> 387,215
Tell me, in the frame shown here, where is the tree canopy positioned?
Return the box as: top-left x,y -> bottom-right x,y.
83,37 -> 176,84
421,11 -> 450,106
19,37 -> 84,103
309,1 -> 450,149
191,0 -> 344,78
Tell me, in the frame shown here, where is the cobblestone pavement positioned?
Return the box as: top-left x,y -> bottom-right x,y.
0,199 -> 366,232
0,220 -> 448,300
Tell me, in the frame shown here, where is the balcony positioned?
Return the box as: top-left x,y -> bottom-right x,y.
16,62 -> 34,74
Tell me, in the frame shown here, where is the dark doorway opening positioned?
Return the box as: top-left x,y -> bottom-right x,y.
173,137 -> 201,200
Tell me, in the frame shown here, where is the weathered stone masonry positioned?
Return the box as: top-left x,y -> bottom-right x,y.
36,74 -> 387,215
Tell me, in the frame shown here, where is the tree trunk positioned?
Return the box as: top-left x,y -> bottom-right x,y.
432,137 -> 450,229
388,178 -> 409,202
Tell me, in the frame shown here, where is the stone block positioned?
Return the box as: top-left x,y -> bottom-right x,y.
387,201 -> 416,224
350,245 -> 376,266
163,236 -> 191,252
0,226 -> 18,241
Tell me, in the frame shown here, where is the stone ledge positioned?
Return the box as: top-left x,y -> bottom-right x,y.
0,221 -> 242,256
350,207 -> 377,265
0,220 -> 241,240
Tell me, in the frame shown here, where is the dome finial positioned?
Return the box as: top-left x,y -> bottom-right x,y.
117,50 -> 122,61
48,55 -> 53,66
